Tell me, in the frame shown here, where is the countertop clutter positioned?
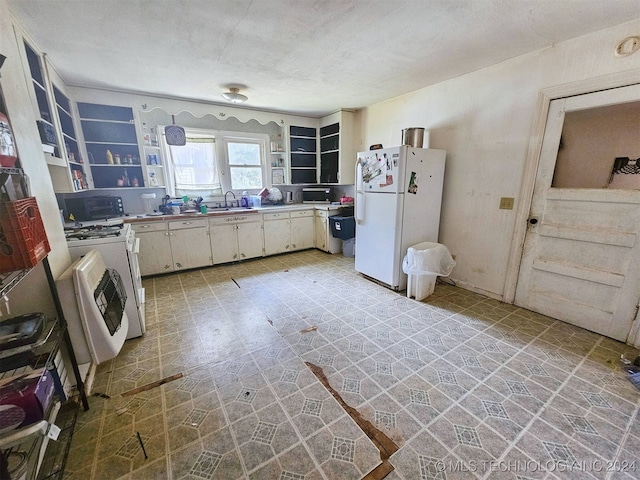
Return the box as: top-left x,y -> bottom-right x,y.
123,203 -> 351,223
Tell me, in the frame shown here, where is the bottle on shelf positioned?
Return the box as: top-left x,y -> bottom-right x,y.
150,128 -> 158,147
114,153 -> 121,164
132,176 -> 139,187
123,168 -> 130,187
106,149 -> 114,164
143,124 -> 151,146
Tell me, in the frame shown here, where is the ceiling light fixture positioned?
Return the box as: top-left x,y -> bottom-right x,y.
222,87 -> 248,104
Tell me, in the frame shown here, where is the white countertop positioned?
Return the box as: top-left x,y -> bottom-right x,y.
122,203 -> 352,223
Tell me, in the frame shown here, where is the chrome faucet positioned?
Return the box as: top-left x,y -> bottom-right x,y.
224,190 -> 236,208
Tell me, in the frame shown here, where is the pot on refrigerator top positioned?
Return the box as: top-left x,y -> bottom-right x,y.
401,127 -> 425,148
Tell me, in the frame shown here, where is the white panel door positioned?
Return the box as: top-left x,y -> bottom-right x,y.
515,84 -> 640,342
355,191 -> 402,287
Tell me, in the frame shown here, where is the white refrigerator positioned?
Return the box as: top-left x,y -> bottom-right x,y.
355,146 -> 445,290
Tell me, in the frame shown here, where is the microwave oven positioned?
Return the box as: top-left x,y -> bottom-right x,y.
65,196 -> 124,221
302,187 -> 333,204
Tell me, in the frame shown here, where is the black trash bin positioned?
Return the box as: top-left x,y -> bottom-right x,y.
329,215 -> 355,240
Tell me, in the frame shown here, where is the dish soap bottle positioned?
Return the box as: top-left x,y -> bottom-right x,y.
241,191 -> 249,208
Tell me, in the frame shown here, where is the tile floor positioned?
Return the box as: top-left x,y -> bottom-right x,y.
63,250 -> 640,480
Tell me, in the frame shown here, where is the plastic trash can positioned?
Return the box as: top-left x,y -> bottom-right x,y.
342,238 -> 355,257
402,242 -> 456,301
329,215 -> 355,240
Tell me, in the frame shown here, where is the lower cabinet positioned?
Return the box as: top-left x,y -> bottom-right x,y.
263,212 -> 291,256
132,219 -> 212,275
132,207 -> 347,275
314,209 -> 342,253
168,219 -> 212,270
210,214 -> 263,264
133,222 -> 173,276
290,209 -> 315,250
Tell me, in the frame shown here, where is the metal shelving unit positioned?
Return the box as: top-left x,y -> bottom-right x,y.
0,167 -> 89,479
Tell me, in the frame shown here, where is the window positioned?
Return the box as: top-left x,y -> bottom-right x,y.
226,139 -> 263,190
167,135 -> 221,197
163,128 -> 267,197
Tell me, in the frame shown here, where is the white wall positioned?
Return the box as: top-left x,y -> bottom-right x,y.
358,20 -> 640,300
0,5 -> 71,318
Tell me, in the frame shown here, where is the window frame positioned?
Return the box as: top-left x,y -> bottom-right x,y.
161,127 -> 269,198
222,135 -> 268,191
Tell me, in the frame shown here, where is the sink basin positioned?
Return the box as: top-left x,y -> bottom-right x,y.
209,207 -> 253,212
206,208 -> 259,216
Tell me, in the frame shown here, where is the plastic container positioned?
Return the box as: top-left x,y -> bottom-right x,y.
140,193 -> 156,215
329,215 -> 355,240
0,197 -> 51,273
402,242 -> 456,301
342,238 -> 355,257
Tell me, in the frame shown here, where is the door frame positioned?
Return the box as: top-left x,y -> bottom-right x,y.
503,69 -> 640,343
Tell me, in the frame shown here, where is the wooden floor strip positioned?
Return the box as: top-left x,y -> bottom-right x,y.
362,460 -> 395,480
120,373 -> 183,397
305,362 -> 398,477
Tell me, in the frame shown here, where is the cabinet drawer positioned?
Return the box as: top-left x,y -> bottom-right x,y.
291,209 -> 314,218
131,222 -> 166,233
209,214 -> 260,226
263,212 -> 290,221
168,219 -> 208,230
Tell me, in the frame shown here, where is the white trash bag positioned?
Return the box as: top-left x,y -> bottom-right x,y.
402,242 -> 456,276
402,242 -> 455,301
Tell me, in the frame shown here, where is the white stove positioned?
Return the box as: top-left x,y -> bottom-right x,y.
65,222 -> 145,339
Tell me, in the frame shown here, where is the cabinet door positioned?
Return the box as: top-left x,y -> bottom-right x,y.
137,230 -> 173,275
170,226 -> 212,270
263,218 -> 290,256
211,223 -> 239,264
314,214 -> 328,251
237,221 -> 264,260
291,216 -> 314,251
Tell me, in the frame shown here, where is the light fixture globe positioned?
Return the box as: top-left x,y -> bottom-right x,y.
222,87 -> 248,104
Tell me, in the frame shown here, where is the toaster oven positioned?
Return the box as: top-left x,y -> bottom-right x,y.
65,196 -> 124,221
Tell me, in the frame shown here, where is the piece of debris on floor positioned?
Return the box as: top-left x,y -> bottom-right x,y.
305,362 -> 399,478
300,326 -> 318,334
231,278 -> 240,288
92,392 -> 110,399
136,431 -> 148,459
120,373 -> 183,397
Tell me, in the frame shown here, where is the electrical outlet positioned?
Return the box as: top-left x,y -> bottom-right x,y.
499,197 -> 514,210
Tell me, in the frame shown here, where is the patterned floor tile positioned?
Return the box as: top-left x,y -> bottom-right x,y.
306,415 -> 381,480
63,251 -> 640,480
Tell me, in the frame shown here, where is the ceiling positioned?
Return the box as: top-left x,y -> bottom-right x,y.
7,0 -> 640,117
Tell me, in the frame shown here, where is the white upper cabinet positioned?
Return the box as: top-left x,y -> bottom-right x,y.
319,110 -> 356,184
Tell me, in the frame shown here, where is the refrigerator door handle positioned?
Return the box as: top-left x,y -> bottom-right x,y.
355,158 -> 364,223
355,158 -> 364,192
355,191 -> 365,223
